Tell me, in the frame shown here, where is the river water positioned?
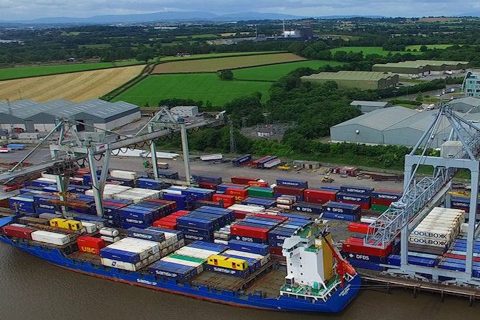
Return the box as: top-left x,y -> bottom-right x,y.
0,244 -> 478,320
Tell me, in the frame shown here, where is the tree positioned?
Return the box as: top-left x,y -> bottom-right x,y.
218,69 -> 233,81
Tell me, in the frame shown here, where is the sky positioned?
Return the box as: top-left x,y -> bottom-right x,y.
0,0 -> 479,20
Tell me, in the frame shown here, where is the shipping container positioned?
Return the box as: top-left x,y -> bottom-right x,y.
192,175 -> 222,185
339,185 -> 374,195
2,225 -> 34,240
77,236 -> 105,255
231,154 -> 252,167
276,179 -> 308,189
273,186 -> 305,201
291,202 -> 323,215
342,237 -> 392,257
31,230 -> 71,246
242,197 -> 276,208
247,187 -> 274,198
323,201 -> 361,215
304,189 -> 337,204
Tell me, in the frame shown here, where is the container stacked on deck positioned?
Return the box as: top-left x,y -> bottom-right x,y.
77,236 -> 106,255
153,210 -> 190,229
100,237 -> 161,271
439,237 -> 480,278
117,199 -> 177,229
103,199 -> 132,226
113,188 -> 161,203
9,194 -> 36,214
342,237 -> 393,271
448,195 -> 480,221
230,213 -> 286,244
323,201 -> 361,222
336,186 -> 373,210
409,207 -> 464,255
176,206 -> 234,242
267,214 -> 312,256
370,190 -> 402,213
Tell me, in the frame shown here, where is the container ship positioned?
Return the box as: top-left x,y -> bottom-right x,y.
0,172 -> 361,313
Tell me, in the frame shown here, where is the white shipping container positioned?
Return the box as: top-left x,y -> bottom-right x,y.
228,204 -> 264,213
200,154 -> 223,161
101,257 -> 141,271
175,247 -> 219,259
81,222 -> 97,234
101,236 -> 121,243
161,256 -> 204,274
276,204 -> 292,210
408,236 -> 448,247
100,227 -> 119,237
31,231 -> 70,246
214,239 -> 229,245
110,170 -> 138,180
263,158 -> 281,169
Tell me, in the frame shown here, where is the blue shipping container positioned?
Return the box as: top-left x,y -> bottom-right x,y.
276,179 -> 308,189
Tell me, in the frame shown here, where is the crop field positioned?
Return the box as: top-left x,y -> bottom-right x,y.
405,44 -> 454,51
113,74 -> 272,107
176,34 -> 218,39
153,53 -> 304,73
160,51 -> 283,62
330,46 -> 421,56
0,60 -> 140,81
0,65 -> 144,102
233,60 -> 344,81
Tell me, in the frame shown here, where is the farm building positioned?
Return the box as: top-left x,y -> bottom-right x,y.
449,97 -> 480,113
170,106 -> 199,119
350,100 -> 392,113
0,99 -> 141,133
301,71 -> 399,90
372,60 -> 469,76
331,106 -> 480,147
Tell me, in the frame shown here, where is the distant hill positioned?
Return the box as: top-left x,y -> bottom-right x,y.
0,11 -> 304,25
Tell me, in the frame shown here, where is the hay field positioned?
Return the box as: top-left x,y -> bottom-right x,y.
0,65 -> 144,102
152,53 -> 305,74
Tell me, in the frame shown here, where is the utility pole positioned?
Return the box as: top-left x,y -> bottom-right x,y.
229,118 -> 236,154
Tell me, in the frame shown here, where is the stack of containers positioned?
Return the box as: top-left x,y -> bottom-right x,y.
113,188 -> 161,203
103,199 -> 132,227
212,194 -> 236,208
291,202 -> 323,215
276,195 -> 297,210
323,201 -> 361,222
449,195 -> 480,221
214,225 -> 231,244
303,189 -> 337,205
230,214 -> 286,244
274,179 -> 308,202
409,207 -> 464,255
192,175 -> 222,189
135,178 -> 168,190
29,178 -> 56,188
110,170 -> 138,181
118,200 -> 176,229
371,190 -> 402,213
231,176 -> 259,185
227,204 -> 265,219
100,237 -> 161,271
342,237 -> 393,271
148,260 -> 198,282
162,189 -> 189,210
9,194 -> 36,214
242,197 -> 276,208
156,170 -> 179,180
267,216 -> 312,255
153,210 -> 190,229
176,206 -> 233,241
85,184 -> 131,199
247,187 -> 274,198
148,227 -> 185,257
336,186 -> 373,210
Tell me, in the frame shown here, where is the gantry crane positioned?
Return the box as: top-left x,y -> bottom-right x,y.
364,104 -> 480,285
0,107 -> 218,218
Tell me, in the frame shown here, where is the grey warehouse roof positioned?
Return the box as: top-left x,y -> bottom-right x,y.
332,106 -> 417,131
350,101 -> 390,108
450,97 -> 480,108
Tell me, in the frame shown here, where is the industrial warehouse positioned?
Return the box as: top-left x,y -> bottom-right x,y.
330,103 -> 480,147
372,60 -> 470,76
301,71 -> 399,90
0,99 -> 141,133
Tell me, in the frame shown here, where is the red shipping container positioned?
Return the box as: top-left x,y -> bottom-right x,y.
253,213 -> 288,223
371,198 -> 394,206
233,210 -> 248,220
274,186 -> 305,197
226,188 -> 248,201
248,181 -> 269,188
212,194 -> 236,207
2,225 -> 34,240
342,237 -> 392,257
443,253 -> 480,262
231,176 -> 258,185
171,210 -> 190,217
231,224 -> 269,241
269,246 -> 283,256
77,236 -> 105,255
347,222 -> 376,234
339,199 -> 370,210
199,182 -> 218,190
153,219 -> 177,229
304,189 -> 337,204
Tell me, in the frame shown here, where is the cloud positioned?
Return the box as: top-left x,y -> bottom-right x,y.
0,0 -> 478,20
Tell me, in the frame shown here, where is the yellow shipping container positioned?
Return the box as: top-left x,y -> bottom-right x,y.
207,254 -> 248,271
49,218 -> 83,231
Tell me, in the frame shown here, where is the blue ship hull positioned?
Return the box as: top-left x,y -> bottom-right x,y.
0,219 -> 360,313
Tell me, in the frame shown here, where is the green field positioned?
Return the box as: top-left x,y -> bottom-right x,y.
330,46 -> 421,57
113,74 -> 272,107
233,60 -> 344,81
160,51 -> 284,62
0,60 -> 141,81
176,34 -> 218,40
405,44 -> 454,51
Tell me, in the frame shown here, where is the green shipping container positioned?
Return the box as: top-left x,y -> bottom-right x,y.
371,204 -> 389,213
169,254 -> 205,264
247,187 -> 274,198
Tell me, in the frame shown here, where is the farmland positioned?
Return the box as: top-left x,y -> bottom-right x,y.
330,46 -> 421,56
233,60 -> 344,81
160,51 -> 283,62
153,53 -> 304,73
113,74 -> 272,107
405,44 -> 454,51
0,60 -> 140,81
0,65 -> 144,102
